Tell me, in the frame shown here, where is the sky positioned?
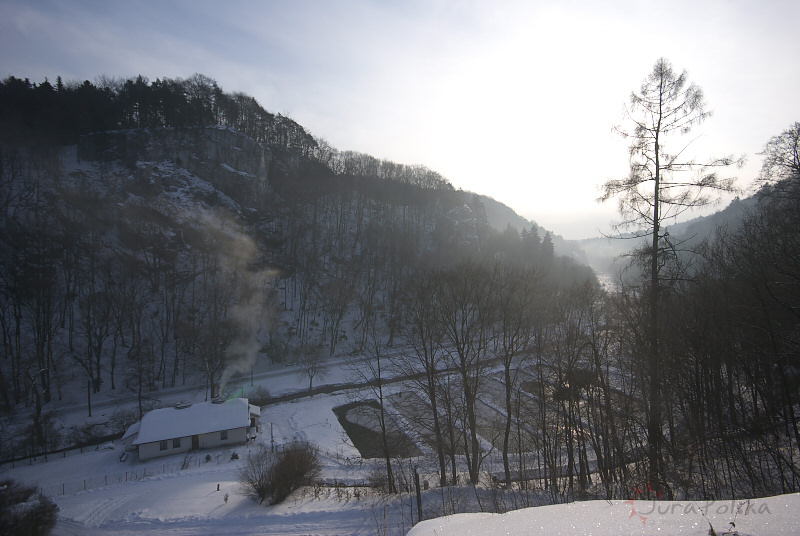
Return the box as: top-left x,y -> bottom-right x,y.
1,0 -> 798,239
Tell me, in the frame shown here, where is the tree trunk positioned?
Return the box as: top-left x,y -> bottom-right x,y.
648,125 -> 663,494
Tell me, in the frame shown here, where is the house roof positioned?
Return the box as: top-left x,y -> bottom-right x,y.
133,398 -> 254,445
122,421 -> 140,441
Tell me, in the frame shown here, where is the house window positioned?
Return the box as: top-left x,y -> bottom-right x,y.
173,438 -> 181,448
159,440 -> 168,451
220,430 -> 228,441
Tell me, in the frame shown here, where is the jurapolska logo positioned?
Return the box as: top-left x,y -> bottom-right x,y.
625,485 -> 772,528
625,483 -> 663,526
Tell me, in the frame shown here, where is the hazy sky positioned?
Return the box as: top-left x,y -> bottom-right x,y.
2,0 -> 798,239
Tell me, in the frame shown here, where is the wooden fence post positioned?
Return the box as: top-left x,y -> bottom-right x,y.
415,468 -> 423,524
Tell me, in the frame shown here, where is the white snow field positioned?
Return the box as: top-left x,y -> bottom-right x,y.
407,494 -> 800,536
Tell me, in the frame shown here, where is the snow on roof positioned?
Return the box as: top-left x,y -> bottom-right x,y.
122,421 -> 140,441
133,398 -> 252,445
249,404 -> 261,416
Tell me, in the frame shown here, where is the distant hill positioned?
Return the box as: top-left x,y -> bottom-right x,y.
476,194 -> 534,232
574,195 -> 756,279
663,195 -> 754,239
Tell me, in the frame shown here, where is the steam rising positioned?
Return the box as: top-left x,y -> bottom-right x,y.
193,208 -> 276,397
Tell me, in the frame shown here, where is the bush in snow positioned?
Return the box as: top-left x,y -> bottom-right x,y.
238,442 -> 321,505
366,463 -> 389,491
270,442 -> 322,504
246,385 -> 271,407
0,479 -> 58,536
238,447 -> 274,504
108,407 -> 140,434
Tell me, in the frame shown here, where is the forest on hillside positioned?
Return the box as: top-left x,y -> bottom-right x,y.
0,75 -> 798,505
0,75 -> 578,448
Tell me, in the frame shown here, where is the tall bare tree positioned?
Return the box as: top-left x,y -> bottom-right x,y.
599,57 -> 741,492
346,332 -> 397,494
438,261 -> 496,485
494,264 -> 541,486
397,270 -> 448,487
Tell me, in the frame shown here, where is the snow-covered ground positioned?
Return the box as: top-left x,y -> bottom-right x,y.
2,362 -> 414,535
6,386 -> 420,535
3,361 -> 799,535
407,494 -> 800,536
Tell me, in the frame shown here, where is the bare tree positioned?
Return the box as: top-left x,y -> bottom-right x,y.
493,264 -> 541,486
75,239 -> 114,394
347,332 -> 397,494
438,261 -> 496,485
397,270 -> 448,487
599,57 -> 741,492
758,121 -> 800,183
296,344 -> 324,397
317,270 -> 352,356
194,258 -> 237,400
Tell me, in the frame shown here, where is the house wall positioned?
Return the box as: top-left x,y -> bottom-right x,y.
137,427 -> 247,461
138,435 -> 191,461
123,434 -> 138,451
198,427 -> 247,449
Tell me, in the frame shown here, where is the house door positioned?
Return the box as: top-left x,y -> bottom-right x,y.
192,435 -> 199,450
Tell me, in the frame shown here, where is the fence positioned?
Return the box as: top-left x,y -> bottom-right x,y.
40,462 -> 181,496
0,432 -> 124,471
32,441 -> 351,498
37,452 -> 232,497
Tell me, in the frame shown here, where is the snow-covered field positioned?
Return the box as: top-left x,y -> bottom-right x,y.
2,363 -> 416,535
3,362 -> 799,535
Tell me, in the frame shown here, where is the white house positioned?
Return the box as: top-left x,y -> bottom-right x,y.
131,398 -> 260,461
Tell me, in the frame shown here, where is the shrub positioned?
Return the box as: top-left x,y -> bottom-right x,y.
238,447 -> 274,504
0,479 -> 59,536
367,464 -> 389,491
21,412 -> 61,455
109,401 -> 162,434
247,385 -> 271,407
270,442 -> 322,504
108,407 -> 139,434
67,422 -> 103,446
238,442 -> 321,505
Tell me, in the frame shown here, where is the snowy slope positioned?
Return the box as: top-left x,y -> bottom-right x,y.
407,494 -> 800,536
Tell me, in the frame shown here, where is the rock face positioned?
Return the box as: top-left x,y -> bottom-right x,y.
78,126 -> 272,202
